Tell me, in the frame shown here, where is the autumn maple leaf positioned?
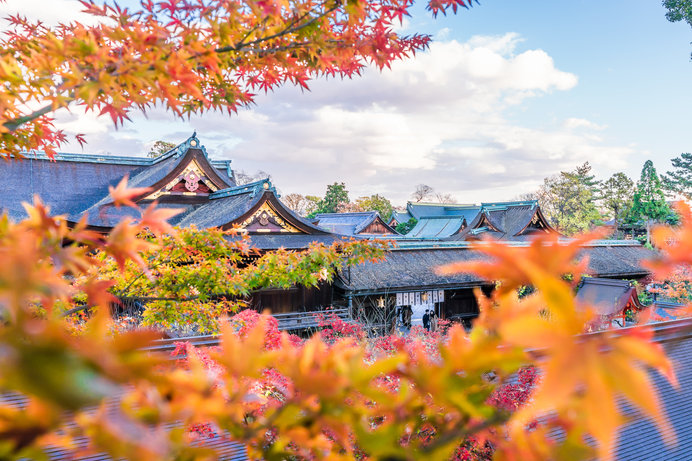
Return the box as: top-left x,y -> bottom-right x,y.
139,201 -> 182,235
108,175 -> 151,208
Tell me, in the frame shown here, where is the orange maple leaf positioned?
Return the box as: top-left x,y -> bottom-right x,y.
108,175 -> 151,208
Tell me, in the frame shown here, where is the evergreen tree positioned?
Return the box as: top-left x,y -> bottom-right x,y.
538,162 -> 602,236
662,152 -> 692,199
356,194 -> 394,221
601,172 -> 635,237
309,183 -> 349,217
631,160 -> 671,245
395,217 -> 418,235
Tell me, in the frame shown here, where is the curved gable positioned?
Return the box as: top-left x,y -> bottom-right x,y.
140,148 -> 234,204
515,207 -> 559,236
224,190 -> 328,235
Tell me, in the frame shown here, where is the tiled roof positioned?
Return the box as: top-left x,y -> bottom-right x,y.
228,233 -> 348,250
2,135 -> 236,224
613,322 -> 692,459
405,216 -> 467,239
313,211 -> 397,235
406,202 -> 479,220
575,277 -> 644,316
314,211 -> 379,235
449,200 -> 557,241
390,210 -> 412,224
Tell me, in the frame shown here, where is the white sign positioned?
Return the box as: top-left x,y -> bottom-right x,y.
395,290 -> 446,306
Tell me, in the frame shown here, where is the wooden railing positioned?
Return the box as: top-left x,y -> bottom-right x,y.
141,308 -> 352,354
272,307 -> 350,332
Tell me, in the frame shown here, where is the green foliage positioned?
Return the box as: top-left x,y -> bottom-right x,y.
309,182 -> 350,217
631,160 -> 671,245
601,172 -> 635,236
664,0 -> 692,25
356,194 -> 394,221
79,227 -> 389,333
662,1 -> 692,56
539,162 -> 603,236
395,217 -> 418,234
662,152 -> 692,199
147,140 -> 176,158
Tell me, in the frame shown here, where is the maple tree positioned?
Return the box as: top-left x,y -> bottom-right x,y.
68,225 -> 389,334
0,187 -> 684,460
0,0 -> 688,459
0,0 -> 475,158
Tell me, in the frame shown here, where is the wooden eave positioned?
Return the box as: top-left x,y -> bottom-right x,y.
221,190 -> 329,235
471,213 -> 502,233
515,207 -> 559,236
147,149 -> 229,199
357,215 -> 400,235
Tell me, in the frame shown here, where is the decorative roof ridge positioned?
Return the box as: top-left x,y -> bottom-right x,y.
408,201 -> 477,208
578,277 -> 635,288
15,133 -> 213,166
415,215 -> 467,220
480,200 -> 538,211
211,178 -> 274,199
17,151 -> 156,166
390,238 -> 646,250
315,211 -> 378,218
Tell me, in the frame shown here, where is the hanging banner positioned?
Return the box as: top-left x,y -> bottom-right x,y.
396,292 -> 403,306
415,292 -> 421,305
438,290 -> 445,302
432,290 -> 439,303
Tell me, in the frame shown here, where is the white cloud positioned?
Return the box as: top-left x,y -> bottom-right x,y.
49,33 -> 638,204
0,0 -> 95,30
564,117 -> 607,131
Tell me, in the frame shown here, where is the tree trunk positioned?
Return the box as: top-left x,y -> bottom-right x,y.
646,219 -> 651,245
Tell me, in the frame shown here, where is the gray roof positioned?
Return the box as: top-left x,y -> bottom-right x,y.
450,200 -> 556,241
575,277 -> 643,316
229,233 -> 348,250
339,242 -> 655,294
313,211 -> 397,235
613,320 -> 692,460
1,156 -> 141,221
175,191 -> 262,229
2,135 -> 236,224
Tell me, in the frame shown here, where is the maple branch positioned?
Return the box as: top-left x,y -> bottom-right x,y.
214,4 -> 340,54
421,413 -> 509,454
3,103 -> 55,132
3,94 -> 75,132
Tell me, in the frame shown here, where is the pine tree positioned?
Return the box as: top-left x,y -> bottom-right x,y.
601,172 -> 635,237
632,160 -> 671,245
662,152 -> 692,199
309,183 -> 350,217
539,162 -> 602,236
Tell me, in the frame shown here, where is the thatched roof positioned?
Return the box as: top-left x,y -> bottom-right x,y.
339,242 -> 655,295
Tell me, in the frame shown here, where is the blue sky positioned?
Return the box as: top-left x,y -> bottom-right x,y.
2,0 -> 691,205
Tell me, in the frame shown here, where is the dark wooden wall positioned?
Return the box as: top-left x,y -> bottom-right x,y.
247,282 -> 333,314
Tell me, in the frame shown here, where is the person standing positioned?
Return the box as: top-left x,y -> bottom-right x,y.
422,309 -> 430,331
430,310 -> 438,332
404,305 -> 413,329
